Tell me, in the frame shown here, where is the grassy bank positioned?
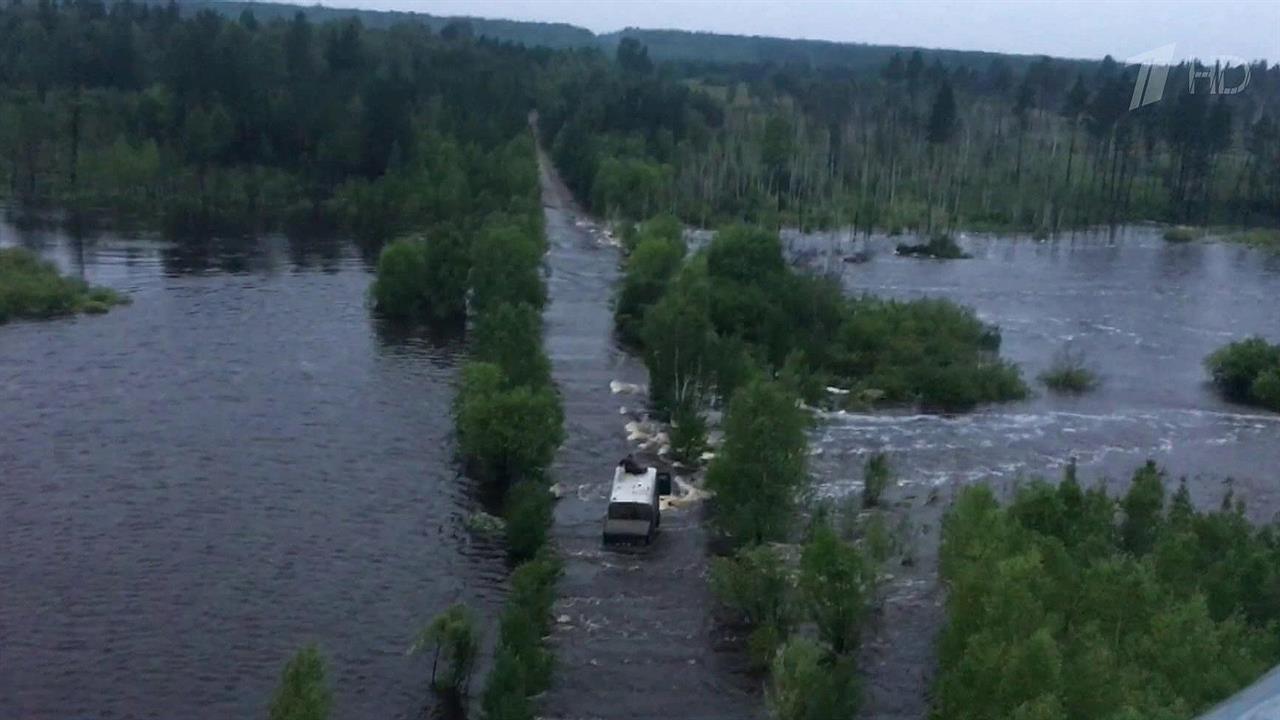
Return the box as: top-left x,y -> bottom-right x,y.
0,247 -> 127,323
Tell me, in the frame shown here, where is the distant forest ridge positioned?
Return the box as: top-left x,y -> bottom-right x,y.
167,0 -> 1106,73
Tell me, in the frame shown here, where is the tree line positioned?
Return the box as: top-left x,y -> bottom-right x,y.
540,41 -> 1280,234
0,0 -> 541,238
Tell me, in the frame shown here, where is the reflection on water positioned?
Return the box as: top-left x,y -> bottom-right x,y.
0,220 -> 504,720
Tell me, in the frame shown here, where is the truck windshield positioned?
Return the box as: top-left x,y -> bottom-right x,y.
607,502 -> 652,521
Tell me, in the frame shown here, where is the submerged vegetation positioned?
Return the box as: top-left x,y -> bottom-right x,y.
936,461 -> 1280,718
268,646 -> 333,720
895,234 -> 970,259
1205,337 -> 1280,412
620,219 -> 1027,418
1039,345 -> 1101,394
0,247 -> 127,322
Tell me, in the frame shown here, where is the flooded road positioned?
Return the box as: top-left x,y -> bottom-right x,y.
789,227 -> 1280,720
0,222 -> 508,719
536,153 -> 762,720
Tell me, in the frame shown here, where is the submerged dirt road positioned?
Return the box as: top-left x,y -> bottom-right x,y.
534,146 -> 761,720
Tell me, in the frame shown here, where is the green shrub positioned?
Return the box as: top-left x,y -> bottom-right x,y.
706,379 -> 809,545
766,637 -> 860,720
371,238 -> 429,321
799,523 -> 874,655
504,480 -> 553,563
862,453 -> 891,509
269,646 -> 332,720
1163,226 -> 1198,243
479,646 -> 532,720
470,221 -> 546,314
454,362 -> 565,481
1205,337 -> 1280,408
896,233 -> 970,259
710,544 -> 793,629
0,247 -> 126,322
473,302 -> 552,388
496,602 -> 554,694
411,604 -> 479,695
615,232 -> 685,345
668,399 -> 708,466
1039,345 -> 1101,394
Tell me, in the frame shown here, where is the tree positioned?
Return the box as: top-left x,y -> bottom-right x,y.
505,480 -> 553,562
706,379 -> 809,545
479,646 -> 532,720
710,544 -> 794,667
473,302 -> 552,388
410,604 -> 479,696
268,646 -> 332,720
470,222 -> 546,314
453,362 -> 564,481
766,637 -> 859,720
615,37 -> 652,75
927,80 -> 958,144
862,453 -> 891,508
642,267 -> 717,414
799,523 -> 873,655
1121,461 -> 1165,556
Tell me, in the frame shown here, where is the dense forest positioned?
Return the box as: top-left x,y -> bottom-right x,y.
541,42 -> 1280,233
937,462 -> 1280,719
0,0 -> 542,237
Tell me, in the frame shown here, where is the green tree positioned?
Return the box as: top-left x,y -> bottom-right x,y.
473,302 -> 552,388
268,646 -> 332,720
798,523 -> 874,655
766,637 -> 859,720
454,362 -> 564,481
479,645 -> 532,720
1121,461 -> 1166,556
706,379 -> 809,545
470,222 -> 546,315
927,80 -> 958,144
411,604 -> 479,696
504,480 -> 553,563
862,453 -> 891,508
710,544 -> 794,667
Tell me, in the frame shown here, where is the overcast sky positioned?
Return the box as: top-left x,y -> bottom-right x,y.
295,0 -> 1280,63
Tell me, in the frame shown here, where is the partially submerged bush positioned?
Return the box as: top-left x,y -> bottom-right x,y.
710,544 -> 794,668
269,645 -> 332,720
1039,345 -> 1101,394
799,523 -> 874,655
896,233 -> 970,259
454,362 -> 565,481
862,453 -> 892,509
411,604 -> 479,696
504,480 -> 553,563
766,637 -> 860,720
1205,337 -> 1280,410
0,247 -> 127,323
1163,225 -> 1199,243
707,379 -> 809,545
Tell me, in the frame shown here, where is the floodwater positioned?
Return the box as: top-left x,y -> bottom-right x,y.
0,221 -> 511,719
787,227 -> 1280,720
4,203 -> 1279,720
